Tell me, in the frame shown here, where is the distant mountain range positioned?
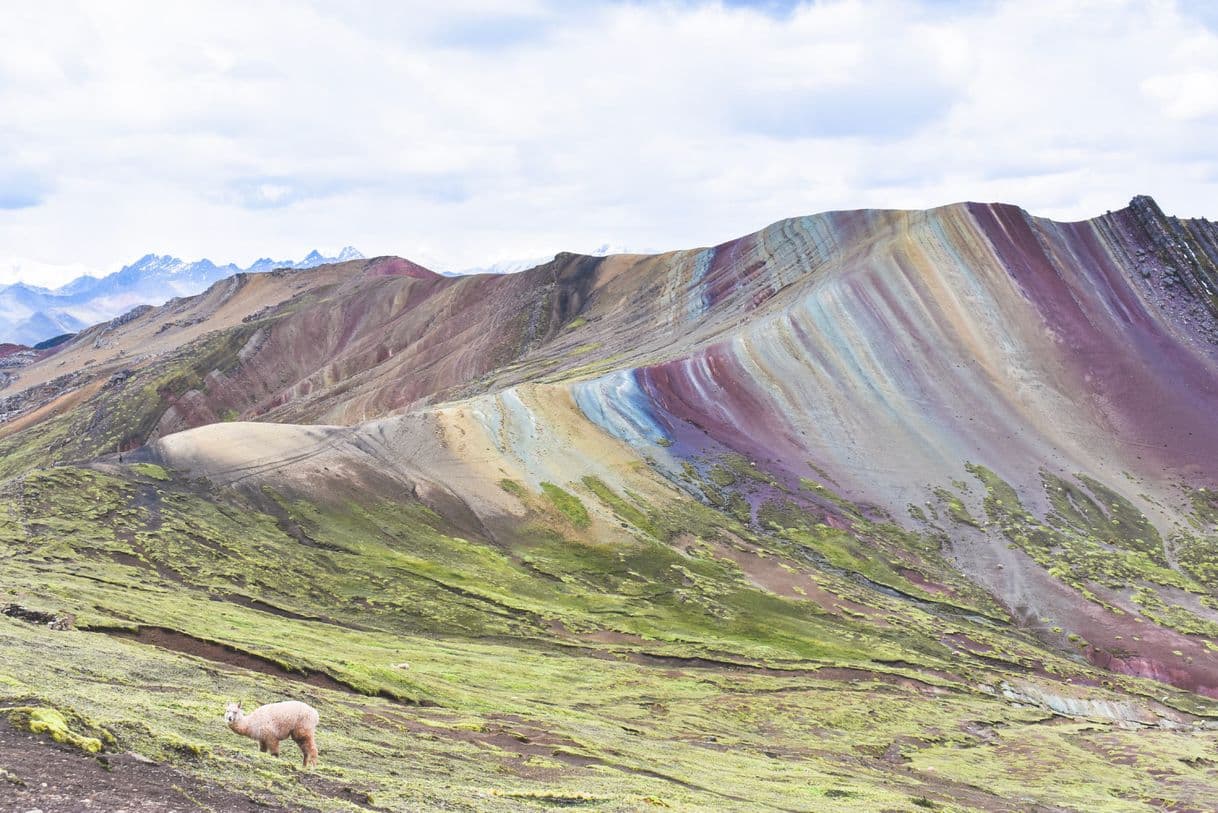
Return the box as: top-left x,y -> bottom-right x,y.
0,247 -> 363,345
454,244 -> 638,277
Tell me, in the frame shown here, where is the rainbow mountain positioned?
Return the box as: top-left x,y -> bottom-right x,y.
2,195 -> 1218,811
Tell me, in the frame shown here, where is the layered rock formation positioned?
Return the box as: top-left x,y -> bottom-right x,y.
3,196 -> 1218,810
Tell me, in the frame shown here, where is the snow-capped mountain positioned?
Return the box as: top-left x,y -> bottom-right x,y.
0,247 -> 363,346
453,244 -> 641,277
452,254 -> 557,277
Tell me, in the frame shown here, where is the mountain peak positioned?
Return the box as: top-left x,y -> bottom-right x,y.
291,248 -> 362,269
126,254 -> 186,275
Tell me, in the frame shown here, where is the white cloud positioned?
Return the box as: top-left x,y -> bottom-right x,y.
0,0 -> 1216,285
1143,71 -> 1218,120
0,257 -> 103,288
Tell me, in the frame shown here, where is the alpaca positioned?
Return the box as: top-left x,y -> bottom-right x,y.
224,700 -> 319,768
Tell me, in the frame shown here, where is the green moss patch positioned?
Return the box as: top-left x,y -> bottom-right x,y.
539,482 -> 590,529
129,463 -> 171,481
4,705 -> 112,754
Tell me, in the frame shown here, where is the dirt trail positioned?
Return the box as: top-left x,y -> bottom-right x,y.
98,626 -> 434,707
0,717 -> 310,813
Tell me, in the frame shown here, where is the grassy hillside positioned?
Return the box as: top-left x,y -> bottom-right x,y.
4,460 -> 1218,811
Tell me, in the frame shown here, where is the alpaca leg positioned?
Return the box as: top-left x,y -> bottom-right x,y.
294,732 -> 318,768
259,741 -> 268,753
268,739 -> 280,757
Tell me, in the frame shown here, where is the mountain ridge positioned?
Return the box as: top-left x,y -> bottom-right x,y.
4,195 -> 1218,810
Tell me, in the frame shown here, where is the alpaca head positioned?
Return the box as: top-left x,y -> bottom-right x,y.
224,702 -> 243,724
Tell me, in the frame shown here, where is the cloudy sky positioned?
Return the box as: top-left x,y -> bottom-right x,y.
2,0 -> 1217,285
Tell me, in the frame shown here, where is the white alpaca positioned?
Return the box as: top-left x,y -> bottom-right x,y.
224,700 -> 319,768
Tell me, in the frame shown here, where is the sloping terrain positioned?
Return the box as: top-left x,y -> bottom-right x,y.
2,196 -> 1218,811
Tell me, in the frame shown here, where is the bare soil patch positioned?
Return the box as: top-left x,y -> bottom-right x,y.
0,717 -> 308,813
102,626 -> 356,695
97,626 -> 435,708
0,604 -> 72,631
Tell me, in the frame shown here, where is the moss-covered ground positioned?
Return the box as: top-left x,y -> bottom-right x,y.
928,464 -> 1218,645
3,460 -> 1218,811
